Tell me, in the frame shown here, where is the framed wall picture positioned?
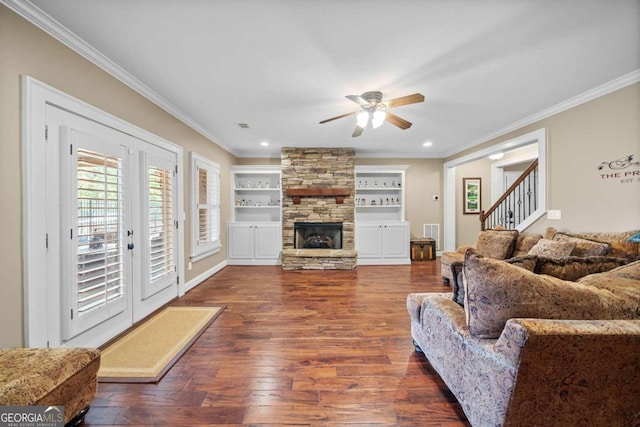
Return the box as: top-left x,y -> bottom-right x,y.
463,178 -> 481,214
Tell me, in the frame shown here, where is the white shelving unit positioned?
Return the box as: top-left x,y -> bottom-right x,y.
355,166 -> 406,222
229,165 -> 282,265
355,165 -> 410,264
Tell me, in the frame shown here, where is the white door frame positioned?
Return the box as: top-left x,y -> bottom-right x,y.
442,128 -> 547,252
22,76 -> 185,347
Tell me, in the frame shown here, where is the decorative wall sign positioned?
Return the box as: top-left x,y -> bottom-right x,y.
598,154 -> 640,184
463,177 -> 481,214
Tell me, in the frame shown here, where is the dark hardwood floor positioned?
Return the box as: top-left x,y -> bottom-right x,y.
86,260 -> 470,426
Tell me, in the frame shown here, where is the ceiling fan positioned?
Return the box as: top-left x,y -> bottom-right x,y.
319,91 -> 424,137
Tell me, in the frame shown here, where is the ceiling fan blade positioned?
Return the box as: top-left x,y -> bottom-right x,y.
386,112 -> 412,130
352,126 -> 364,137
384,93 -> 424,109
319,111 -> 355,124
346,95 -> 370,107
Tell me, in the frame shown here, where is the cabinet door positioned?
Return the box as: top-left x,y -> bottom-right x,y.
382,222 -> 410,258
254,223 -> 281,259
228,223 -> 254,259
355,223 -> 383,258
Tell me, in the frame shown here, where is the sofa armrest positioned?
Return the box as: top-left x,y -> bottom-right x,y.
497,318 -> 640,426
456,245 -> 474,254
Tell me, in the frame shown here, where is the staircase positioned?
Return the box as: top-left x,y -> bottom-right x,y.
480,159 -> 539,231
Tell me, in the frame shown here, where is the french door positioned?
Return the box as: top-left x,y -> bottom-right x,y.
47,104 -> 178,346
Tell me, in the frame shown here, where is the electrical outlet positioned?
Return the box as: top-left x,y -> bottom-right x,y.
547,210 -> 562,220
188,261 -> 193,270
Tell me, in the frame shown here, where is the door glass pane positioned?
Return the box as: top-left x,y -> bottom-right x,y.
76,148 -> 124,314
148,166 -> 175,282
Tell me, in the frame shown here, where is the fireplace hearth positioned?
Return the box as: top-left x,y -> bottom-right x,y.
294,222 -> 343,249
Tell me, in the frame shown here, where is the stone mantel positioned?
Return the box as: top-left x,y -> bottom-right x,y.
285,187 -> 352,204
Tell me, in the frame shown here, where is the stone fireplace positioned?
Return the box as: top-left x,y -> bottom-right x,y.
281,147 -> 357,269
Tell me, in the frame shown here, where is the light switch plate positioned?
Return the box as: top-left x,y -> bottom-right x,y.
547,210 -> 561,220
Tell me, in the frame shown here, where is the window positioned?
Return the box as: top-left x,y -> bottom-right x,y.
190,152 -> 220,259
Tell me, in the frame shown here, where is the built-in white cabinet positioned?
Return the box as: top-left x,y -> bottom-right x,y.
355,166 -> 410,265
356,222 -> 410,264
228,166 -> 281,264
227,222 -> 281,265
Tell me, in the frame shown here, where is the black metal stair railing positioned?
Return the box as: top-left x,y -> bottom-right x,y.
480,159 -> 539,231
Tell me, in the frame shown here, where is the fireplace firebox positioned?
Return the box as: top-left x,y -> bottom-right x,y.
294,222 -> 343,249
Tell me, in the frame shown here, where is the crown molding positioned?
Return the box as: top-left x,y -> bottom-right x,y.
1,0 -> 237,156
442,69 -> 640,158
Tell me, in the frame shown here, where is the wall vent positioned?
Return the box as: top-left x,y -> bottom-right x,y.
237,123 -> 250,129
423,224 -> 440,250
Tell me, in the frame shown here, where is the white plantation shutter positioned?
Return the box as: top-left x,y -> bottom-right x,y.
60,125 -> 129,341
148,167 -> 175,281
191,153 -> 220,258
142,152 -> 177,298
76,148 -> 125,314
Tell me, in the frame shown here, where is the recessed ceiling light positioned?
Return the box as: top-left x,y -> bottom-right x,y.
260,141 -> 269,147
423,141 -> 433,147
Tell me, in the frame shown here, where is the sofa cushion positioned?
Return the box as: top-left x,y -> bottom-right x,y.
475,229 -> 519,260
527,238 -> 575,259
551,232 -> 611,257
577,261 -> 640,301
462,252 -> 640,339
534,256 -> 628,281
512,234 -> 543,257
546,227 -> 640,261
452,251 -> 536,307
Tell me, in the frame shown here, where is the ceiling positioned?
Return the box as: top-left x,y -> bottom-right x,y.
23,0 -> 640,158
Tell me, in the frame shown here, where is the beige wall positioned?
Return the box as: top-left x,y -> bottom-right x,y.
0,6 -> 236,347
448,83 -> 640,243
454,159 -> 492,246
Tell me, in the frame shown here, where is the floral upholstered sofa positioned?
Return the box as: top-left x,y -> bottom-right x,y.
408,250 -> 640,426
0,347 -> 101,425
441,228 -> 639,305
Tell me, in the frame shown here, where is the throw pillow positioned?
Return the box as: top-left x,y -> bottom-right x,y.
475,229 -> 518,260
628,232 -> 640,243
451,251 -> 536,307
534,256 -> 628,282
577,261 -> 640,303
512,234 -> 543,257
462,252 -> 639,339
528,238 -> 576,259
552,232 -> 611,257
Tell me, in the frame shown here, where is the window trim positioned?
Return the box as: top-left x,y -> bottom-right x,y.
190,152 -> 221,260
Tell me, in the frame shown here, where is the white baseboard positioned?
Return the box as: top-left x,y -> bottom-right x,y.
357,258 -> 412,265
184,260 -> 227,292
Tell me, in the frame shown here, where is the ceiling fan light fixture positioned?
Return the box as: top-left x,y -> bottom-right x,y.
372,110 -> 386,129
356,111 -> 370,128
